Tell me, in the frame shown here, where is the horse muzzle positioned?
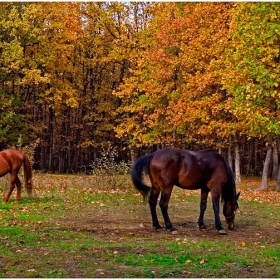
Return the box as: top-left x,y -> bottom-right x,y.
225,213 -> 235,230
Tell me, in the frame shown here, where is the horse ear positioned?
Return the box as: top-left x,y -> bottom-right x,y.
236,192 -> 240,200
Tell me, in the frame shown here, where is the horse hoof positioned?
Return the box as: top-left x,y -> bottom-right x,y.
198,226 -> 207,231
155,226 -> 163,232
218,229 -> 227,235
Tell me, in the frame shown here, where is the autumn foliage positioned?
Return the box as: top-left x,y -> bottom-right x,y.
0,3 -> 280,176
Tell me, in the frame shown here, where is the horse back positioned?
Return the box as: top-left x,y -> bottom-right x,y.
0,149 -> 24,174
150,148 -> 228,190
182,149 -> 228,188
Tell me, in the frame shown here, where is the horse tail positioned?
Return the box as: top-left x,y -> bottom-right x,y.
23,154 -> 33,196
131,154 -> 153,200
222,161 -> 236,202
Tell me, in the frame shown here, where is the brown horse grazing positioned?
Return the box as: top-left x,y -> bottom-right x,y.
0,149 -> 33,203
131,148 -> 240,235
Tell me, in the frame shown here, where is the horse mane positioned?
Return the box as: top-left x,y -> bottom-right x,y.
221,162 -> 236,203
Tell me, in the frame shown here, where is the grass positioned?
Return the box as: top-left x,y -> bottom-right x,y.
0,173 -> 280,277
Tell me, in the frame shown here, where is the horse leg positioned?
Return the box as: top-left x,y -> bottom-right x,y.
197,189 -> 209,230
211,190 -> 226,234
3,172 -> 17,203
15,175 -> 22,202
149,188 -> 162,230
159,187 -> 176,232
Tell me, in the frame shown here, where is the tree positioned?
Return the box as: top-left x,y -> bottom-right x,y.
1,2 -> 280,178
0,3 -> 49,148
115,3 -> 237,150
222,3 -> 280,189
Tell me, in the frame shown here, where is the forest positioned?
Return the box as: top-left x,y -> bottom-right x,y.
1,2 -> 280,188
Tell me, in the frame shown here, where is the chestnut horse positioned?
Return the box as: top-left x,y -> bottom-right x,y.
131,148 -> 240,235
0,149 -> 32,202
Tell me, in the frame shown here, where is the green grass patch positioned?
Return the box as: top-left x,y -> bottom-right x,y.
0,174 -> 280,277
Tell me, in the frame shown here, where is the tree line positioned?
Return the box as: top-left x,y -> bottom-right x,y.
1,2 -> 280,189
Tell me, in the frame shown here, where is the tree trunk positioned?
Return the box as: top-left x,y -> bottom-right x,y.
48,107 -> 54,172
130,147 -> 136,163
272,142 -> 279,180
275,165 -> 280,191
227,145 -> 233,171
276,137 -> 280,191
245,140 -> 254,176
258,143 -> 273,190
234,142 -> 242,184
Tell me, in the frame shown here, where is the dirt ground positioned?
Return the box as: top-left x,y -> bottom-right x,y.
2,175 -> 280,277
54,201 -> 280,245
47,188 -> 280,278
53,186 -> 280,242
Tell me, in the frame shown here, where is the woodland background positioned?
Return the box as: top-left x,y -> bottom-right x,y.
1,2 -> 280,189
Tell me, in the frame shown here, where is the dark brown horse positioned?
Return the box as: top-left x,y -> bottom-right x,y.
0,149 -> 33,202
131,148 -> 240,235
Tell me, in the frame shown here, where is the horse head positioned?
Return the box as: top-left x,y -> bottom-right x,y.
223,192 -> 240,230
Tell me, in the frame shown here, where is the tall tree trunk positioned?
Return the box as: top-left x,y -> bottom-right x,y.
227,145 -> 233,171
258,141 -> 273,190
254,140 -> 259,176
245,139 -> 254,176
272,142 -> 279,180
234,142 -> 242,184
276,137 -> 280,191
130,147 -> 136,163
275,165 -> 280,191
48,107 -> 54,172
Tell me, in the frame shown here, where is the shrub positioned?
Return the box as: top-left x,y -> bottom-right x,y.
91,142 -> 131,176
